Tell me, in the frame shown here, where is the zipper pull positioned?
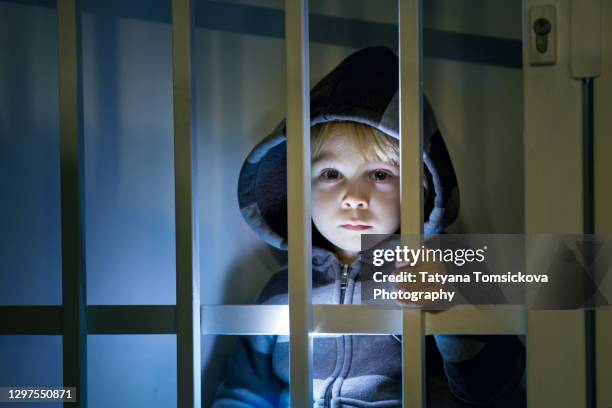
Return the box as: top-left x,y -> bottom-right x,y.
339,264 -> 350,304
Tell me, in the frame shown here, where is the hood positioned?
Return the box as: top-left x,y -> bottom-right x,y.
237,46 -> 459,252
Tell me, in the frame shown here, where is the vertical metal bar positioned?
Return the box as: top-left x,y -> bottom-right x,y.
581,77 -> 596,408
57,0 -> 87,406
399,0 -> 423,239
285,0 -> 313,406
399,0 -> 425,406
171,0 -> 201,407
403,309 -> 425,407
582,79 -> 594,237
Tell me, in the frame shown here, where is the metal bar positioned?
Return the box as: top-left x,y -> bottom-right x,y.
0,306 -> 174,335
398,0 -> 423,240
201,306 -> 527,336
57,0 -> 87,406
87,306 -> 176,334
0,307 -> 63,334
202,305 -> 289,335
171,0 -> 201,407
582,78 -> 595,237
424,308 -> 527,335
403,310 -> 425,407
399,0 -> 425,406
285,0 -> 312,406
0,305 -> 528,336
582,77 -> 596,408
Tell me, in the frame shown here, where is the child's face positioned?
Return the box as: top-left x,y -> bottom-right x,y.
311,129 -> 401,259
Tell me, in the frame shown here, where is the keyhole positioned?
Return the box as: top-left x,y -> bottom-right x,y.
533,18 -> 552,53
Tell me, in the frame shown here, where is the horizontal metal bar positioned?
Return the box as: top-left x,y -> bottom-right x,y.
202,305 -> 288,335
0,306 -> 63,334
87,306 -> 176,334
426,308 -> 527,335
0,306 -> 175,335
202,305 -> 527,335
314,305 -> 402,334
0,305 -> 527,335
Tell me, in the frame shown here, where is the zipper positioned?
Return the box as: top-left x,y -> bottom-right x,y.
339,264 -> 350,304
324,264 -> 351,407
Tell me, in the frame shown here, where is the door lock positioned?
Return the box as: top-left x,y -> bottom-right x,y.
530,6 -> 557,66
533,18 -> 552,53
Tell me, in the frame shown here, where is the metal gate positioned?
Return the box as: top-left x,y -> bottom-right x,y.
1,0 -> 610,407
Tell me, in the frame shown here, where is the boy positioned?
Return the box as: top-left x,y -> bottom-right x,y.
213,47 -> 525,407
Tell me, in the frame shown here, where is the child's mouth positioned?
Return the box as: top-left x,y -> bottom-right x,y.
340,224 -> 372,231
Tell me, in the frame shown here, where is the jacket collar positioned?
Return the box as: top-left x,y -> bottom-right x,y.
311,245 -> 369,281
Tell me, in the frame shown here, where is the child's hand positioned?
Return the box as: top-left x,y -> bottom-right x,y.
391,259 -> 450,310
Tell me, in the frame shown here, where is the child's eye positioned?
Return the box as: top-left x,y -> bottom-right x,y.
370,169 -> 393,181
319,169 -> 342,181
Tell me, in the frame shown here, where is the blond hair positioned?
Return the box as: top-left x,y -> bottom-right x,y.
310,121 -> 399,165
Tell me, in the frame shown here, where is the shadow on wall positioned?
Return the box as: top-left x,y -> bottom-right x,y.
0,1 -> 62,305
80,0 -> 177,305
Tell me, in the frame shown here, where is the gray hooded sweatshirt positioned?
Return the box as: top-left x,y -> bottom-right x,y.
212,47 -> 525,408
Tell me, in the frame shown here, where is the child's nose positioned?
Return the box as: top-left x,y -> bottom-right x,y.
341,191 -> 369,209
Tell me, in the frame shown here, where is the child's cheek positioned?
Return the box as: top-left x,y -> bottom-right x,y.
311,188 -> 337,217
374,181 -> 401,196
312,185 -> 329,201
